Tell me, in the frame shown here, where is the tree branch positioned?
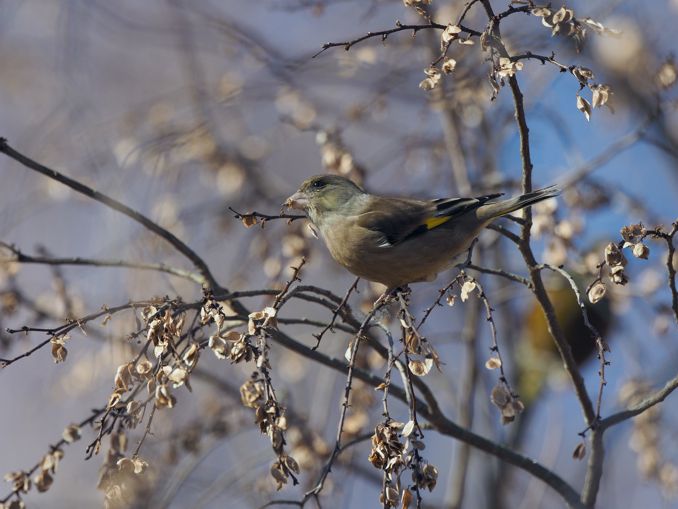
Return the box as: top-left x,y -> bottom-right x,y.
599,372 -> 678,430
312,20 -> 480,59
0,242 -> 204,285
0,138 -> 218,289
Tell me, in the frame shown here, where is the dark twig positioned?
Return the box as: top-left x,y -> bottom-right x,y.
539,264 -> 609,426
510,51 -> 571,72
1,300 -> 158,368
0,242 -> 204,285
416,279 -> 458,329
0,138 -> 219,289
648,223 -> 678,323
132,405 -> 157,458
477,1 -> 598,504
312,20 -> 481,59
457,0 -> 480,27
395,353 -> 424,507
506,43 -> 597,427
495,3 -> 531,20
600,372 -> 678,430
303,297 -> 387,500
584,224 -> 677,326
228,206 -> 305,226
487,223 -> 522,245
466,263 -> 532,288
396,293 -> 424,436
312,276 -> 360,349
379,323 -> 395,420
273,258 -> 307,309
445,288 -> 480,509
471,275 -> 515,396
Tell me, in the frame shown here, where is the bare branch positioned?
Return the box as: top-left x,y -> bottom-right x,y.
0,242 -> 204,285
1,299 -> 162,368
539,264 -> 609,426
312,20 -> 480,59
466,263 -> 532,288
311,276 -> 360,349
0,138 -> 217,289
600,373 -> 678,430
228,206 -> 305,226
303,297 -> 387,500
649,223 -> 678,323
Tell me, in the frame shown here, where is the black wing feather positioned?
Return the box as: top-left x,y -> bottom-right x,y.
433,193 -> 503,217
358,192 -> 504,248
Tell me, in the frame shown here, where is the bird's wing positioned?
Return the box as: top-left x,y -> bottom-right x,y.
355,193 -> 504,248
430,193 -> 503,219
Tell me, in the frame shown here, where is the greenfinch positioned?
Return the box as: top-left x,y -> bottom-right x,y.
284,174 -> 559,291
517,271 -> 613,405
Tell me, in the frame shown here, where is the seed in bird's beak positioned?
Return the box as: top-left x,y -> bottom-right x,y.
284,191 -> 308,209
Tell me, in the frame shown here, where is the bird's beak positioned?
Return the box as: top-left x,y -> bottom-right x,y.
284,190 -> 308,210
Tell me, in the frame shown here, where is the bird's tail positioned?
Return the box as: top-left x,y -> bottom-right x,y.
476,185 -> 560,222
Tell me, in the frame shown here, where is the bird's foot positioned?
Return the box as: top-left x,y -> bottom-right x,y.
373,285 -> 410,309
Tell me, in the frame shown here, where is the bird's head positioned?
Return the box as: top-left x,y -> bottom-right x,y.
284,174 -> 364,222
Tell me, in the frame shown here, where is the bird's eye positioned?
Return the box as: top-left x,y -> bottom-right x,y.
311,180 -> 326,189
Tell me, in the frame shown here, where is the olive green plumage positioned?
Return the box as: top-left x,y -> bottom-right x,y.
285,174 -> 559,291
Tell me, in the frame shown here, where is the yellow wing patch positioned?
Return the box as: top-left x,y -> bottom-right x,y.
424,216 -> 452,230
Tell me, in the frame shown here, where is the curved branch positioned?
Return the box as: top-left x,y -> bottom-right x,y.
0,138 -> 218,289
1,299 -> 169,368
539,263 -> 609,423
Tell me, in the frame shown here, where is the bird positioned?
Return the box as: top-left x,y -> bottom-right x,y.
284,174 -> 559,293
517,269 -> 613,405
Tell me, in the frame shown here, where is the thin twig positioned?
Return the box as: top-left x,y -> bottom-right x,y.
395,353 -> 423,506
312,276 -> 360,350
228,206 -> 305,226
510,51 -> 571,72
303,297 -> 388,500
379,322 -> 395,419
648,223 -> 678,323
507,45 -> 596,427
0,242 -> 204,285
466,263 -> 532,288
477,2 -> 598,504
311,20 -> 481,59
487,223 -> 522,245
132,405 -> 157,458
444,288 -> 480,509
1,300 -> 159,368
416,279 -> 458,329
539,264 -> 609,425
273,258 -> 307,309
0,407 -> 105,504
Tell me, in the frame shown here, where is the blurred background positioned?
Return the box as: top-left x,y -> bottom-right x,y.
0,0 -> 677,508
